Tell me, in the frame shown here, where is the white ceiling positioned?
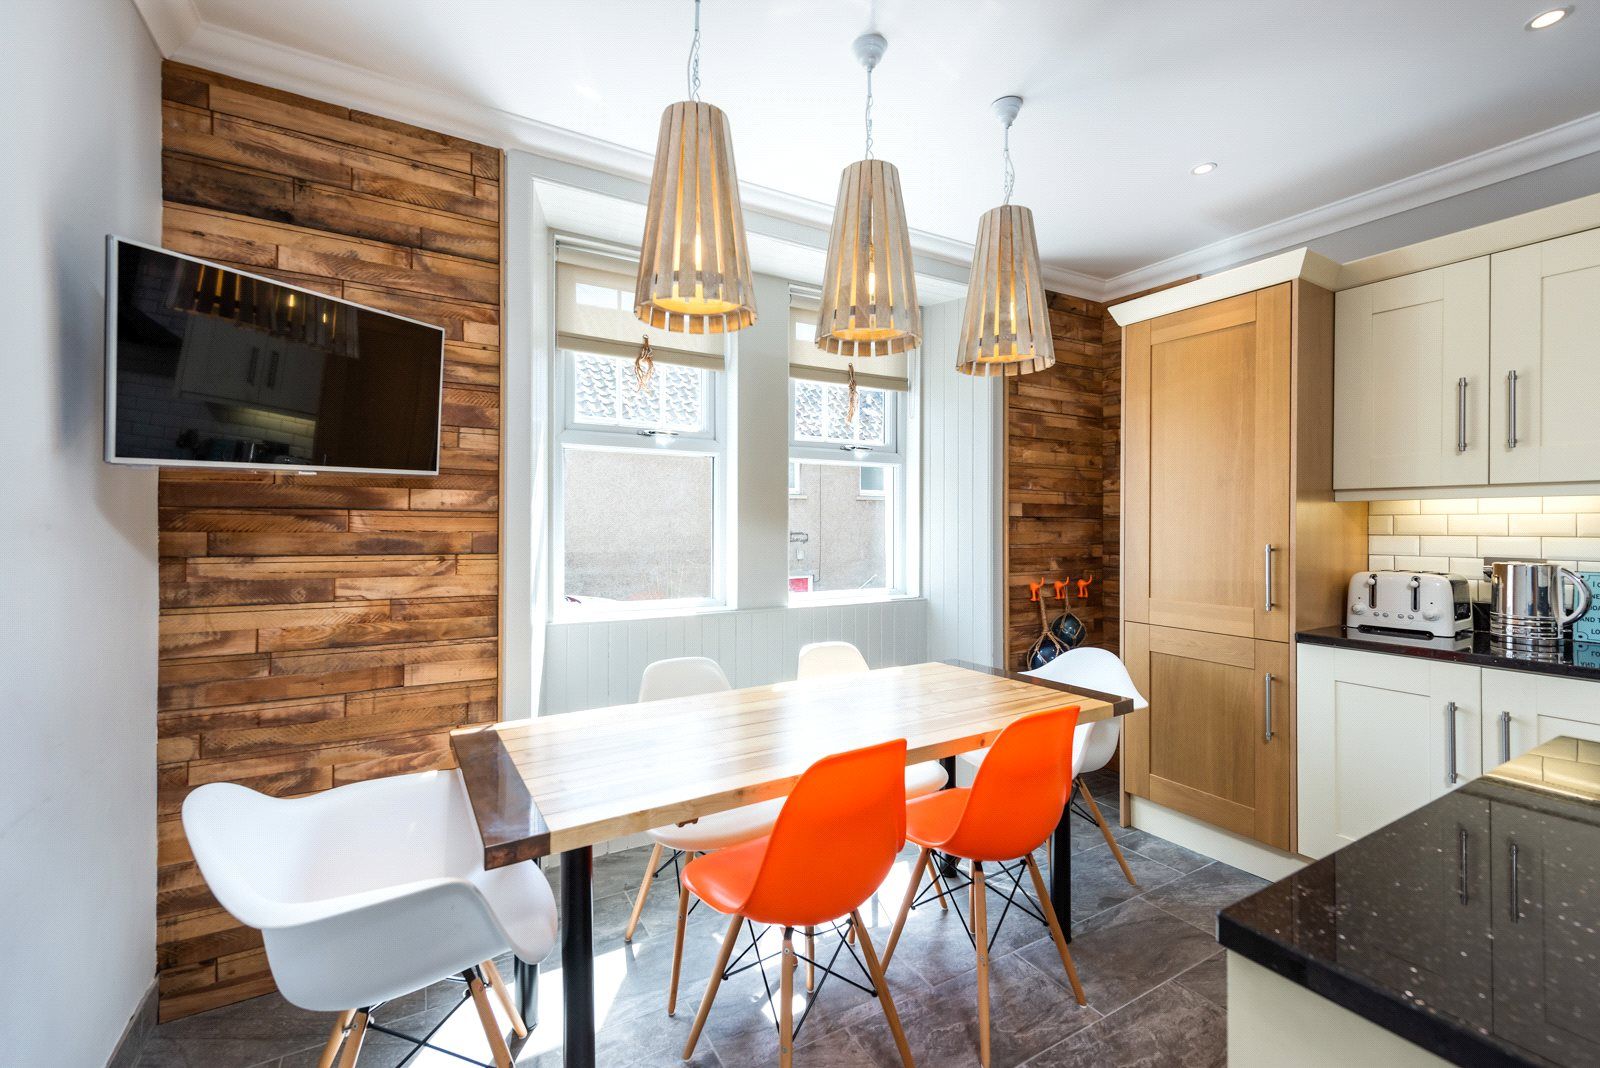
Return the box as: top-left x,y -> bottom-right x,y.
143,0 -> 1600,294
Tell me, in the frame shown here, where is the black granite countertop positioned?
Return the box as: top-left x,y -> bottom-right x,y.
1297,625 -> 1600,683
1219,737 -> 1600,1067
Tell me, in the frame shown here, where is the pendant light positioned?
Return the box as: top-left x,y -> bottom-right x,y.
956,95 -> 1054,376
635,0 -> 757,335
815,32 -> 921,360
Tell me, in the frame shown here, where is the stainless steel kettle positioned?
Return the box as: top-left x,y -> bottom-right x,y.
1488,561 -> 1593,647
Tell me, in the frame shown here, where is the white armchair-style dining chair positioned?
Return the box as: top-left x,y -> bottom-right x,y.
623,657 -> 788,946
183,769 -> 557,1068
959,646 -> 1149,886
797,641 -> 949,800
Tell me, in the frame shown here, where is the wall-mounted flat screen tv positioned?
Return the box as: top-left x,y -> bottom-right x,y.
105,237 -> 445,475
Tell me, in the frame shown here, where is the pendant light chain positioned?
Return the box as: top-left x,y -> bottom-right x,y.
863,65 -> 875,159
686,0 -> 702,101
1002,123 -> 1015,205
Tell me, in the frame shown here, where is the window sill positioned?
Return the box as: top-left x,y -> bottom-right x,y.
548,594 -> 925,627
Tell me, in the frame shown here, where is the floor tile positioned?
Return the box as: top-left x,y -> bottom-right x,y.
1020,898 -> 1219,1015
1172,951 -> 1227,1010
1063,842 -> 1183,925
1022,981 -> 1226,1068
1114,828 -> 1214,874
1140,862 -> 1270,934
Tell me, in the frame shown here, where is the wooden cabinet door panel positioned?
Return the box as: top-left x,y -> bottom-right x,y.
1491,228 -> 1600,484
1482,668 -> 1600,768
1124,623 -> 1292,849
1124,286 -> 1290,641
1333,258 -> 1489,490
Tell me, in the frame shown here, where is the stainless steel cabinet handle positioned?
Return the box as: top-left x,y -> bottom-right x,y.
1499,711 -> 1512,766
1445,701 -> 1459,785
1507,370 -> 1519,450
1458,828 -> 1470,906
1508,841 -> 1521,923
1263,544 -> 1275,612
1456,376 -> 1469,454
1264,673 -> 1275,742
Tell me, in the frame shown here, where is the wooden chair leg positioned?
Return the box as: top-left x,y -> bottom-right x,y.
479,960 -> 528,1039
668,879 -> 691,1015
805,926 -> 816,992
852,910 -> 915,1067
973,864 -> 991,1068
625,842 -> 663,942
316,1010 -> 354,1068
467,969 -> 514,1068
1025,854 -> 1086,1005
683,912 -> 744,1060
883,847 -> 930,969
928,857 -> 949,911
779,928 -> 796,1068
335,1010 -> 368,1068
1079,780 -> 1137,886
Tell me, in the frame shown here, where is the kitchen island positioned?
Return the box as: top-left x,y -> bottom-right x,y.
1219,735 -> 1600,1067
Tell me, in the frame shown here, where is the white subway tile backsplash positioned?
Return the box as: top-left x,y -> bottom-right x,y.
1419,535 -> 1478,556
1448,514 -> 1509,536
1509,513 -> 1576,537
1393,514 -> 1449,535
1370,535 -> 1420,555
1477,536 -> 1543,559
1421,498 -> 1479,514
1543,537 -> 1600,563
1364,497 -> 1600,594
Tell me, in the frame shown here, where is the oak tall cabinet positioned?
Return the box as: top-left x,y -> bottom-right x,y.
1120,275 -> 1365,853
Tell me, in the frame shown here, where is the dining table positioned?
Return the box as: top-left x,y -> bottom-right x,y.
448,658 -> 1135,1068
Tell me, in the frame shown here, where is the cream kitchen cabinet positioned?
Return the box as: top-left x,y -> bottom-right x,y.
1490,227 -> 1600,485
1333,257 -> 1489,491
1480,667 -> 1600,768
1298,643 -> 1482,859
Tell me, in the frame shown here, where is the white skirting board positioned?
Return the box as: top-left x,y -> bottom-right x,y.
1127,796 -> 1309,883
1228,953 -> 1448,1067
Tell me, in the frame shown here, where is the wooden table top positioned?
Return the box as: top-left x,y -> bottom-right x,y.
450,659 -> 1133,868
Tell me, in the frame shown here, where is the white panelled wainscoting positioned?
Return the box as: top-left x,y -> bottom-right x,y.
540,599 -> 928,714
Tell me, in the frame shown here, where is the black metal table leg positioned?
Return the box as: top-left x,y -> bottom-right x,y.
1051,802 -> 1073,943
514,955 -> 539,1029
938,756 -> 961,878
560,846 -> 595,1068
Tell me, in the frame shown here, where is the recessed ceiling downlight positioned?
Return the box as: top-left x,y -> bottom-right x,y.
1527,6 -> 1572,29
1191,162 -> 1218,176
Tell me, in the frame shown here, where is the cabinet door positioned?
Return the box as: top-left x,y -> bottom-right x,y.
1124,285 -> 1291,641
1124,624 -> 1292,849
1491,802 -> 1600,1062
1297,645 -> 1480,859
1481,668 -> 1600,768
1491,228 -> 1600,484
1333,258 -> 1489,490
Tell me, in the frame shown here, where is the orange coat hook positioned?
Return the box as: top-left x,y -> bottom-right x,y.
1028,580 -> 1042,603
1053,580 -> 1068,602
1077,576 -> 1094,600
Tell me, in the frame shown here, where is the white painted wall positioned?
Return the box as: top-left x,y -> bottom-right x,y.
920,299 -> 1006,667
728,273 -> 794,611
0,2 -> 162,1065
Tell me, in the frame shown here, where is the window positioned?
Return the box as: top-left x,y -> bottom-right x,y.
787,378 -> 907,598
553,246 -> 727,615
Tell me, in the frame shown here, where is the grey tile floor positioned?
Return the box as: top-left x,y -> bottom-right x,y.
140,772 -> 1263,1067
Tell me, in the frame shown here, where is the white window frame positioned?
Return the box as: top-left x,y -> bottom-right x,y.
786,377 -> 910,603
551,345 -> 729,618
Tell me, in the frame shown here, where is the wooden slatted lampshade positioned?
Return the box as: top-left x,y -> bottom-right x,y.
956,202 -> 1054,376
957,95 -> 1054,377
635,99 -> 757,335
816,157 -> 922,357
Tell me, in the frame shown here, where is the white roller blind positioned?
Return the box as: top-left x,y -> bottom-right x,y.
556,245 -> 725,370
788,288 -> 910,391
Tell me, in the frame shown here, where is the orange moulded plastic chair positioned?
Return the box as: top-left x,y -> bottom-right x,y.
883,706 -> 1087,1067
673,739 -> 915,1067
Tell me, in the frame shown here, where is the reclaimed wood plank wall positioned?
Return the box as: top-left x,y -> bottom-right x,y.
155,62 -> 503,1020
1005,292 -> 1110,666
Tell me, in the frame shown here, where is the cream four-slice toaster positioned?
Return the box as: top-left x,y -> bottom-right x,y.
1346,571 -> 1473,638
